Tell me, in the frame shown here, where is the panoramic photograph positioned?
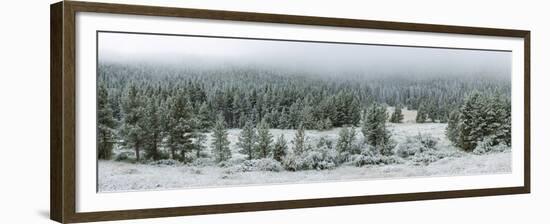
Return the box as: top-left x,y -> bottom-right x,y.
96,32 -> 512,192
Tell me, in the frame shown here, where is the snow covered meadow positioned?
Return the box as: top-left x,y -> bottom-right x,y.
98,116 -> 511,192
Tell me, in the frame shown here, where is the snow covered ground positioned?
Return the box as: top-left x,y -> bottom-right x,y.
98,123 -> 511,192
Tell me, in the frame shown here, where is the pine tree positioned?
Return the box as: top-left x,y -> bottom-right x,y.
256,118 -> 273,158
447,92 -> 512,151
143,98 -> 163,160
292,124 -> 306,155
278,108 -> 290,129
317,117 -> 333,130
456,92 -> 485,151
273,134 -> 288,162
194,133 -> 207,158
289,100 -> 302,129
211,114 -> 231,163
237,120 -> 257,160
427,102 -> 438,122
166,93 -> 194,162
336,126 -> 356,154
416,103 -> 427,123
390,105 -> 404,123
120,84 -> 146,161
446,110 -> 460,144
97,82 -> 117,160
362,103 -> 392,155
300,105 -> 316,129
197,102 -> 211,131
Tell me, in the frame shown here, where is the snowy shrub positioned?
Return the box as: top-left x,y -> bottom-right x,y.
349,154 -> 402,167
253,159 -> 283,172
344,146 -> 402,167
316,137 -> 334,149
181,166 -> 202,175
229,158 -> 283,173
396,133 -> 439,159
228,157 -> 246,166
473,137 -> 510,155
148,159 -> 180,167
417,133 -> 438,149
410,150 -> 456,165
282,146 -> 339,171
115,152 -> 131,162
395,142 -> 421,158
301,147 -> 338,170
281,153 -> 300,171
218,161 -> 231,168
190,157 -> 215,167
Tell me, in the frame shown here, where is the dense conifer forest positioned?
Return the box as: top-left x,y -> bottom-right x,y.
97,62 -> 511,164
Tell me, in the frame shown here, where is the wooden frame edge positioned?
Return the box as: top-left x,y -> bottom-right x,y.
50,1 -> 64,223
51,1 -> 531,223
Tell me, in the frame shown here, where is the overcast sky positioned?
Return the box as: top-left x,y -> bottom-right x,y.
98,32 -> 511,80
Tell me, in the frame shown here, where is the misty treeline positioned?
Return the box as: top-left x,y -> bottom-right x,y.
97,62 -> 510,164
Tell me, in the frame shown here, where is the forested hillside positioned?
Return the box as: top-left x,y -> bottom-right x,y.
97,61 -> 510,162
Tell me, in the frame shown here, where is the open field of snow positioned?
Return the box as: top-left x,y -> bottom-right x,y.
99,152 -> 510,192
98,123 -> 511,192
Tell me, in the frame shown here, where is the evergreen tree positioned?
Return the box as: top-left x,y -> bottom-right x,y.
446,92 -> 511,151
336,126 -> 357,154
273,134 -> 288,162
300,105 -> 316,129
456,92 -> 485,151
237,121 -> 257,160
278,108 -> 290,129
143,98 -> 163,160
289,100 -> 302,129
389,105 -> 404,123
97,82 -> 117,160
427,102 -> 438,122
292,124 -> 306,155
166,93 -> 194,162
446,110 -> 460,144
194,133 -> 207,158
211,114 -> 231,163
256,118 -> 273,158
197,102 -> 211,130
120,84 -> 146,161
317,117 -> 333,130
416,103 -> 427,123
362,103 -> 393,155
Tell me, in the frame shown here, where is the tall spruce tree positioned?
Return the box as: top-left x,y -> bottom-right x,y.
447,92 -> 512,151
456,92 -> 485,151
237,121 -> 257,160
292,124 -> 306,155
197,102 -> 211,131
362,103 -> 392,155
194,133 -> 207,158
120,84 -> 146,161
390,105 -> 404,123
143,98 -> 163,160
416,103 -> 427,123
256,118 -> 273,158
336,126 -> 357,154
166,93 -> 194,162
273,134 -> 288,162
211,114 -> 231,163
446,110 -> 460,144
97,82 -> 117,160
